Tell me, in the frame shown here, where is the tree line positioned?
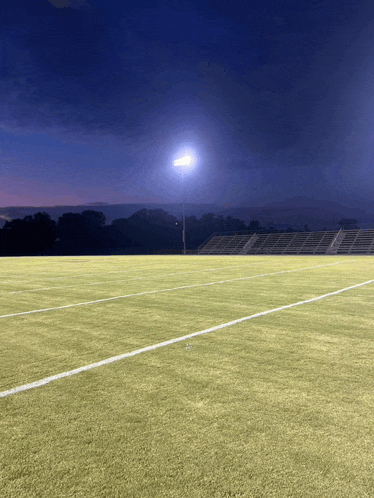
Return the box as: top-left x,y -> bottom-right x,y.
0,209 -> 360,256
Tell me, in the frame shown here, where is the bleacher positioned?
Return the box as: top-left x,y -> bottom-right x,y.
198,229 -> 374,255
198,234 -> 254,255
337,229 -> 374,255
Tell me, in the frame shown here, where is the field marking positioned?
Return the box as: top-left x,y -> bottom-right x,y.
1,276 -> 373,399
0,260 -> 358,319
0,264 -> 185,284
0,262 -> 267,295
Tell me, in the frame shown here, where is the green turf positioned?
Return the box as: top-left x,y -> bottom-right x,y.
1,255 -> 374,497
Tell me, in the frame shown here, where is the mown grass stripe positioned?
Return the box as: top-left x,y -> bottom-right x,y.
1,276 -> 372,398
0,262 -> 266,295
0,260 -> 356,319
0,262 -> 263,286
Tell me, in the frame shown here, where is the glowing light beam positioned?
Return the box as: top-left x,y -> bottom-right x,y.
173,155 -> 192,167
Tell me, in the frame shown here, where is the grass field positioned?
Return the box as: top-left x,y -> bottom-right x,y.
1,254 -> 374,497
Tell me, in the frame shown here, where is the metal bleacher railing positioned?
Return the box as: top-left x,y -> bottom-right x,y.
196,227 -> 374,255
197,229 -> 264,252
196,227 -> 317,252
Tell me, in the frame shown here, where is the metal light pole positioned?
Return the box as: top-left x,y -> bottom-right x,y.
173,155 -> 192,255
182,166 -> 186,255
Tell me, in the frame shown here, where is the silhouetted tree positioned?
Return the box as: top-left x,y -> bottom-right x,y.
338,218 -> 359,230
3,212 -> 56,255
149,209 -> 180,228
29,212 -> 57,249
224,215 -> 247,232
128,208 -> 179,228
200,213 -> 216,226
183,215 -> 207,248
110,218 -> 142,249
81,210 -> 106,227
55,211 -> 108,254
191,213 -> 220,244
101,223 -> 140,251
247,220 -> 262,231
111,218 -> 134,234
126,209 -> 181,250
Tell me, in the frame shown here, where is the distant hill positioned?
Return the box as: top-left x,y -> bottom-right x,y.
1,198 -> 374,230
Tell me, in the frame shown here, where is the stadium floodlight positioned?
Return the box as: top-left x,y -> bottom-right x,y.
174,155 -> 192,167
173,155 -> 194,255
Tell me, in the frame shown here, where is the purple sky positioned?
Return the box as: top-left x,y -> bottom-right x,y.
1,0 -> 374,210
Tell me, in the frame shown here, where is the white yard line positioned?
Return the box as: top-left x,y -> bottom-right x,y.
1,276 -> 372,398
0,262 -> 267,295
0,261 -> 357,319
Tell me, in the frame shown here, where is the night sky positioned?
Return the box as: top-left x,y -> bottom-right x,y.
1,0 -> 374,210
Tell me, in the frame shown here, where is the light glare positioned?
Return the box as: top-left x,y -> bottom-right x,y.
173,155 -> 192,167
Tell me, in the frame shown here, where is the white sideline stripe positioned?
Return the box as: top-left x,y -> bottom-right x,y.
0,260 -> 356,319
1,277 -> 373,398
0,262 -> 266,295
